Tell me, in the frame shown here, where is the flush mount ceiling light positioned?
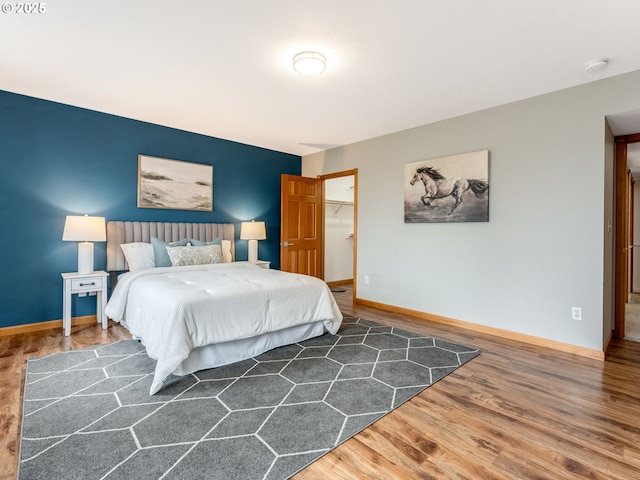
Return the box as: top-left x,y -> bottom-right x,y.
584,59 -> 608,73
293,51 -> 326,75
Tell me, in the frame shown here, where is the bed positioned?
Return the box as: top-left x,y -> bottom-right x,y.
104,221 -> 343,395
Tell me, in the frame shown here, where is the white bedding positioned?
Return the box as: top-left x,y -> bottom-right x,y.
105,263 -> 342,394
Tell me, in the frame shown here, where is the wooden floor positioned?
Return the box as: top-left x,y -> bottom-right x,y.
3,287 -> 640,479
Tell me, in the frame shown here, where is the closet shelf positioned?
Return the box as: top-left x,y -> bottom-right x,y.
326,199 -> 354,215
325,200 -> 354,206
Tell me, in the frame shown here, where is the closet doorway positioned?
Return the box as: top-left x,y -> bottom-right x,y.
321,170 -> 357,303
617,136 -> 640,341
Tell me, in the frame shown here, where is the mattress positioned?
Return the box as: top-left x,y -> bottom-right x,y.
105,262 -> 342,394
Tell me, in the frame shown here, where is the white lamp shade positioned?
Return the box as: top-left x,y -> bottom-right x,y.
62,215 -> 106,242
240,221 -> 266,240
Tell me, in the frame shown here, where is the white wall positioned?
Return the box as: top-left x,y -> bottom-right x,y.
325,176 -> 354,282
303,70 -> 640,351
602,121 -> 616,346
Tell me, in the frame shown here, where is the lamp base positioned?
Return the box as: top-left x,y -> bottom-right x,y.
247,239 -> 258,263
78,242 -> 94,274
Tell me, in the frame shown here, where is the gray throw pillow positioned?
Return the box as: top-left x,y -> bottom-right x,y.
151,237 -> 188,267
189,237 -> 221,247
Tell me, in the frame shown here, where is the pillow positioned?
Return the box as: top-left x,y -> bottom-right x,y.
151,237 -> 189,267
166,244 -> 223,266
221,240 -> 232,263
120,242 -> 155,272
190,237 -> 221,247
191,237 -> 232,262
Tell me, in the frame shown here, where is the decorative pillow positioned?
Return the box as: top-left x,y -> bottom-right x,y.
190,237 -> 221,247
166,244 -> 223,266
151,237 -> 189,267
191,237 -> 232,262
221,240 -> 232,263
120,242 -> 155,271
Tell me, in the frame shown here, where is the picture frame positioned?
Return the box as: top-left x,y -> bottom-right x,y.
137,155 -> 213,211
404,150 -> 489,223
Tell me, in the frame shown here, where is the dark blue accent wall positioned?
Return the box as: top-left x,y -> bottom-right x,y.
0,90 -> 300,328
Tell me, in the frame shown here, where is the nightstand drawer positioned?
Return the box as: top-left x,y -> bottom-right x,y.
71,277 -> 103,292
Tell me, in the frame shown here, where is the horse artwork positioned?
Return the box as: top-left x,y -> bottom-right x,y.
410,166 -> 488,214
404,150 -> 489,223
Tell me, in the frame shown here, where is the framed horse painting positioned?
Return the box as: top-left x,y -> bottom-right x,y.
404,150 -> 489,223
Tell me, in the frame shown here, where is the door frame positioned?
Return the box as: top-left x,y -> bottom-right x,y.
614,133 -> 640,339
319,169 -> 358,304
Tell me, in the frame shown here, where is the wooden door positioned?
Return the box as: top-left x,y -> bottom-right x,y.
280,174 -> 323,278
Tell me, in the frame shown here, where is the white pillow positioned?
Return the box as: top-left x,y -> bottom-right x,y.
221,240 -> 232,263
166,244 -> 223,266
120,242 -> 155,271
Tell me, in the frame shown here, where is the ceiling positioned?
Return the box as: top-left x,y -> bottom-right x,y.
2,1 -> 640,156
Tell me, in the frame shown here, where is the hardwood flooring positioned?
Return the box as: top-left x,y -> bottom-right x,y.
2,287 -> 640,479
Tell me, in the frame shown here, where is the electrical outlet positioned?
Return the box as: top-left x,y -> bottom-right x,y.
364,275 -> 370,285
571,307 -> 582,321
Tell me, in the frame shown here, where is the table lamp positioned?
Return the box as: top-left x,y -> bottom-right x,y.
62,215 -> 107,274
240,220 -> 266,263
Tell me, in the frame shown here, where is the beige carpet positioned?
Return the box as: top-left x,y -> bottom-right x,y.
625,298 -> 640,342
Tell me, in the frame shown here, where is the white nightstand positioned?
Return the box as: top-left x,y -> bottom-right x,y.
61,271 -> 108,336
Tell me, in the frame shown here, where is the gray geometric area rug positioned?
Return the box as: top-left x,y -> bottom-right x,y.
18,316 -> 480,480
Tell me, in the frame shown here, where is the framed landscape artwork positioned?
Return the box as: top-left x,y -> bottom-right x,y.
404,150 -> 489,223
137,155 -> 213,211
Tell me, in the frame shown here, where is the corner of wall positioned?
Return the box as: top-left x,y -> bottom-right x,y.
301,152 -> 325,178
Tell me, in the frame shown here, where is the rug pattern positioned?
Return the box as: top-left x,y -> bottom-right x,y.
19,316 -> 480,480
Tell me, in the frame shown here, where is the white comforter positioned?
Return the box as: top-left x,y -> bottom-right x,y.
105,263 -> 343,394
